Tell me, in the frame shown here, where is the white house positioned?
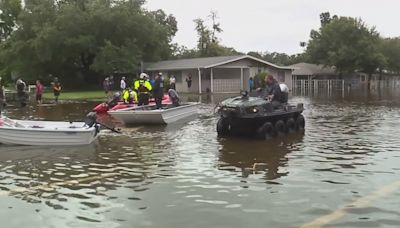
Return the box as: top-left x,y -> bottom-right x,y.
144,55 -> 293,93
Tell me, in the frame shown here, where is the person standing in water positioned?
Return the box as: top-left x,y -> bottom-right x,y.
35,80 -> 44,105
52,77 -> 62,103
186,75 -> 192,89
0,77 -> 6,115
15,78 -> 28,107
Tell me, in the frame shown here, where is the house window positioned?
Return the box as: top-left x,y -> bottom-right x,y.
360,75 -> 366,82
278,71 -> 285,82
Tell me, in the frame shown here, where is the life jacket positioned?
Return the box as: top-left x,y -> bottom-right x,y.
138,80 -> 149,93
122,89 -> 130,103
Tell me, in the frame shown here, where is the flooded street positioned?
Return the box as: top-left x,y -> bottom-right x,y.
1,90 -> 400,228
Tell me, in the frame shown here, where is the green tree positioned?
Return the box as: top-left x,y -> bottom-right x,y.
192,11 -> 238,57
380,38 -> 400,74
0,0 -> 22,42
0,0 -> 177,85
209,10 -> 222,43
247,51 -> 263,59
170,44 -> 200,59
306,13 -> 385,82
247,51 -> 306,66
0,0 -> 22,81
319,12 -> 337,26
193,18 -> 212,56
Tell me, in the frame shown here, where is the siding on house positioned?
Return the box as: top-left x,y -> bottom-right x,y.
145,55 -> 293,93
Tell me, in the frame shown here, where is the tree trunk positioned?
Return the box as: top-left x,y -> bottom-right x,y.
80,52 -> 98,84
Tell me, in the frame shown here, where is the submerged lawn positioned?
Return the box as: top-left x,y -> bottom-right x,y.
42,90 -> 108,100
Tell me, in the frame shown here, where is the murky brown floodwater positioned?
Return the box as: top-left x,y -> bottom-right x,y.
1,89 -> 400,228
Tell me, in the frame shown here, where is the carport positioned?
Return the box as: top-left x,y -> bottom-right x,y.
144,55 -> 292,94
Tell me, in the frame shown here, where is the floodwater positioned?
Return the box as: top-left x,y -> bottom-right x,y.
1,89 -> 400,228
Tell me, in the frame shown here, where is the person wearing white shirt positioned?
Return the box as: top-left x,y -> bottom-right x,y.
120,77 -> 126,91
169,75 -> 176,90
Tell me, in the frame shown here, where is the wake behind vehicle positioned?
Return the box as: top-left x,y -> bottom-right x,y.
215,91 -> 304,139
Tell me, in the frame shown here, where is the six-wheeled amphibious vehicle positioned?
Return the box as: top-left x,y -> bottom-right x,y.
215,92 -> 304,139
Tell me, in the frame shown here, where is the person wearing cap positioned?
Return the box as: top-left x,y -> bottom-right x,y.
134,73 -> 152,106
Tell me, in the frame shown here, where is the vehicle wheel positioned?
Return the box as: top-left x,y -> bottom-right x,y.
256,122 -> 274,139
275,120 -> 286,135
296,115 -> 305,131
217,118 -> 231,136
286,118 -> 296,133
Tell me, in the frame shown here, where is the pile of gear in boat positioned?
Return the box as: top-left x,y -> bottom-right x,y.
215,75 -> 305,139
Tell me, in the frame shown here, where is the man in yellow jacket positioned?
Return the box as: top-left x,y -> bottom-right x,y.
134,73 -> 152,106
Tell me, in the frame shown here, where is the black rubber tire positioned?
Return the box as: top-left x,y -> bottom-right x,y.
296,114 -> 305,130
275,120 -> 286,135
286,118 -> 296,133
256,122 -> 274,139
217,118 -> 231,136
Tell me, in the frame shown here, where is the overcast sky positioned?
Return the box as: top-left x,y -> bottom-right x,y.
144,0 -> 400,55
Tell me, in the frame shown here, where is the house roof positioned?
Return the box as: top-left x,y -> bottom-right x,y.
290,62 -> 337,76
144,55 -> 292,71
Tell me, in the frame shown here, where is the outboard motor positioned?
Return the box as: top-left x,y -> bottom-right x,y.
108,91 -> 121,108
84,112 -> 97,127
168,89 -> 180,106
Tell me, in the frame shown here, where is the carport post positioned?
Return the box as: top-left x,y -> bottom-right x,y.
240,67 -> 244,90
211,68 -> 214,93
198,68 -> 202,94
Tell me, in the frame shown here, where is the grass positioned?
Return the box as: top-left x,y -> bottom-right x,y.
10,89 -> 200,102
42,90 -> 108,101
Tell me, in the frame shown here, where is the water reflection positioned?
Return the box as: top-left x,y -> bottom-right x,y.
0,143 -> 97,161
2,91 -> 400,227
3,101 -> 94,121
218,133 -> 304,180
0,137 -> 152,227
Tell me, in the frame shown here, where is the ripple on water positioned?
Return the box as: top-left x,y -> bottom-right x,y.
1,96 -> 400,227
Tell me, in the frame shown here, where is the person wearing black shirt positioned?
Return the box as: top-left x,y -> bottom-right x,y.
153,73 -> 164,109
